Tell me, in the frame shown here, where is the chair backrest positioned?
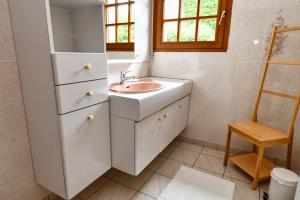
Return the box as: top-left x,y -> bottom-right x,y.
252,26 -> 300,140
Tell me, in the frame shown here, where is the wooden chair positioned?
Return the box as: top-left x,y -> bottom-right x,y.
223,26 -> 300,190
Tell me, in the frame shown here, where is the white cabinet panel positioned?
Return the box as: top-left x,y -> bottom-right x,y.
159,104 -> 177,151
56,79 -> 108,114
59,103 -> 111,198
175,96 -> 190,136
52,53 -> 107,85
135,112 -> 161,175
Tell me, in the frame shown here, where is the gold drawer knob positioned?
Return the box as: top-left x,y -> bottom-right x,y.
163,114 -> 167,119
87,114 -> 94,121
86,90 -> 94,96
157,117 -> 163,121
84,64 -> 92,70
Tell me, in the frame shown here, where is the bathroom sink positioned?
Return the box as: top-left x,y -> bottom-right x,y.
109,80 -> 164,93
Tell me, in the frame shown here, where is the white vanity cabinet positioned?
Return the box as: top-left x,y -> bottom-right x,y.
112,95 -> 190,175
8,0 -> 110,199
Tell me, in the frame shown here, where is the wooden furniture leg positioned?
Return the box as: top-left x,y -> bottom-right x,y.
223,127 -> 232,167
253,146 -> 264,190
253,145 -> 257,153
287,128 -> 294,169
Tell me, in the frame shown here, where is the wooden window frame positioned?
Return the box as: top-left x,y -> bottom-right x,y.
105,1 -> 134,51
153,0 -> 233,52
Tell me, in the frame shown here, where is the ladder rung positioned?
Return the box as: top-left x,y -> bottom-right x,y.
276,26 -> 300,33
262,90 -> 297,100
268,60 -> 300,65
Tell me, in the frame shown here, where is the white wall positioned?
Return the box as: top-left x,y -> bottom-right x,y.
151,0 -> 300,170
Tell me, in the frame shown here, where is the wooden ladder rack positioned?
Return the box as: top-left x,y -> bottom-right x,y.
223,26 -> 300,190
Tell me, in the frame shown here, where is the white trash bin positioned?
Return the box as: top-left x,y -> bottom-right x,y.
269,168 -> 298,200
295,177 -> 300,200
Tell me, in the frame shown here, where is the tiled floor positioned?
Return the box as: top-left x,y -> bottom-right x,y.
54,140 -> 271,200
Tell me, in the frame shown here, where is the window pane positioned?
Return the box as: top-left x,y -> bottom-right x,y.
117,0 -> 128,3
106,0 -> 115,4
130,25 -> 135,42
106,6 -> 115,24
130,4 -> 134,22
164,0 -> 179,19
200,0 -> 219,17
107,26 -> 116,43
163,21 -> 178,42
198,18 -> 217,41
117,25 -> 129,42
179,20 -> 196,41
181,0 -> 198,18
118,5 -> 128,23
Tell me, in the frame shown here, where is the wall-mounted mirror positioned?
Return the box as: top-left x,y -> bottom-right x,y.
105,0 -> 152,61
47,0 -> 105,53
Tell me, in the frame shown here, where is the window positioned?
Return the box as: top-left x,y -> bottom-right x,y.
153,0 -> 233,52
105,0 -> 134,51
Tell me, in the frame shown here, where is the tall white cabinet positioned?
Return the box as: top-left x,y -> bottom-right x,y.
8,0 -> 110,199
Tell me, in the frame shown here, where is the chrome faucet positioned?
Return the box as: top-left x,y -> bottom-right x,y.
120,70 -> 135,84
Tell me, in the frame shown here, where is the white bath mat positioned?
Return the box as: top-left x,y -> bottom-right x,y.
158,166 -> 235,200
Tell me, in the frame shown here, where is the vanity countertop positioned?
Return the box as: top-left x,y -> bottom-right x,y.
109,77 -> 193,121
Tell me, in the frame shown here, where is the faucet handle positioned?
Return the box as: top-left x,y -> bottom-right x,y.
121,70 -> 131,77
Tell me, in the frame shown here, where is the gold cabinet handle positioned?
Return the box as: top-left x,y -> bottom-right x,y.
86,90 -> 94,96
157,117 -> 163,121
84,64 -> 92,70
87,114 -> 94,121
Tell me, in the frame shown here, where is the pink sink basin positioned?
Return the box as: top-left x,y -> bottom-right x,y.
109,80 -> 164,93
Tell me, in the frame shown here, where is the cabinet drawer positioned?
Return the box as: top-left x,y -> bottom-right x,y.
56,79 -> 108,114
52,53 -> 107,85
59,102 -> 111,198
135,112 -> 161,175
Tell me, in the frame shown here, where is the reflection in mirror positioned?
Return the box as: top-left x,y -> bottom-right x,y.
48,0 -> 105,53
105,0 -> 152,61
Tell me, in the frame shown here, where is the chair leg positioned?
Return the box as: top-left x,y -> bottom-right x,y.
287,131 -> 294,169
253,146 -> 264,190
223,127 -> 232,167
253,145 -> 257,153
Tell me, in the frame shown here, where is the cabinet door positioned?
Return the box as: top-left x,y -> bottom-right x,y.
159,103 -> 177,151
59,103 -> 111,199
175,96 -> 190,136
135,112 -> 161,175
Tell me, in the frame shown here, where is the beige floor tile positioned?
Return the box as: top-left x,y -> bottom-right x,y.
169,148 -> 199,165
139,173 -> 171,199
77,176 -> 110,199
160,144 -> 177,157
131,192 -> 156,200
178,142 -> 203,153
194,154 -> 225,175
192,166 -> 223,178
156,158 -> 192,178
202,147 -> 225,159
89,181 -> 136,200
224,161 -> 252,183
147,155 -> 167,172
224,177 -> 260,200
103,168 -> 120,179
55,196 -> 80,200
169,140 -> 180,147
113,169 -> 153,190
